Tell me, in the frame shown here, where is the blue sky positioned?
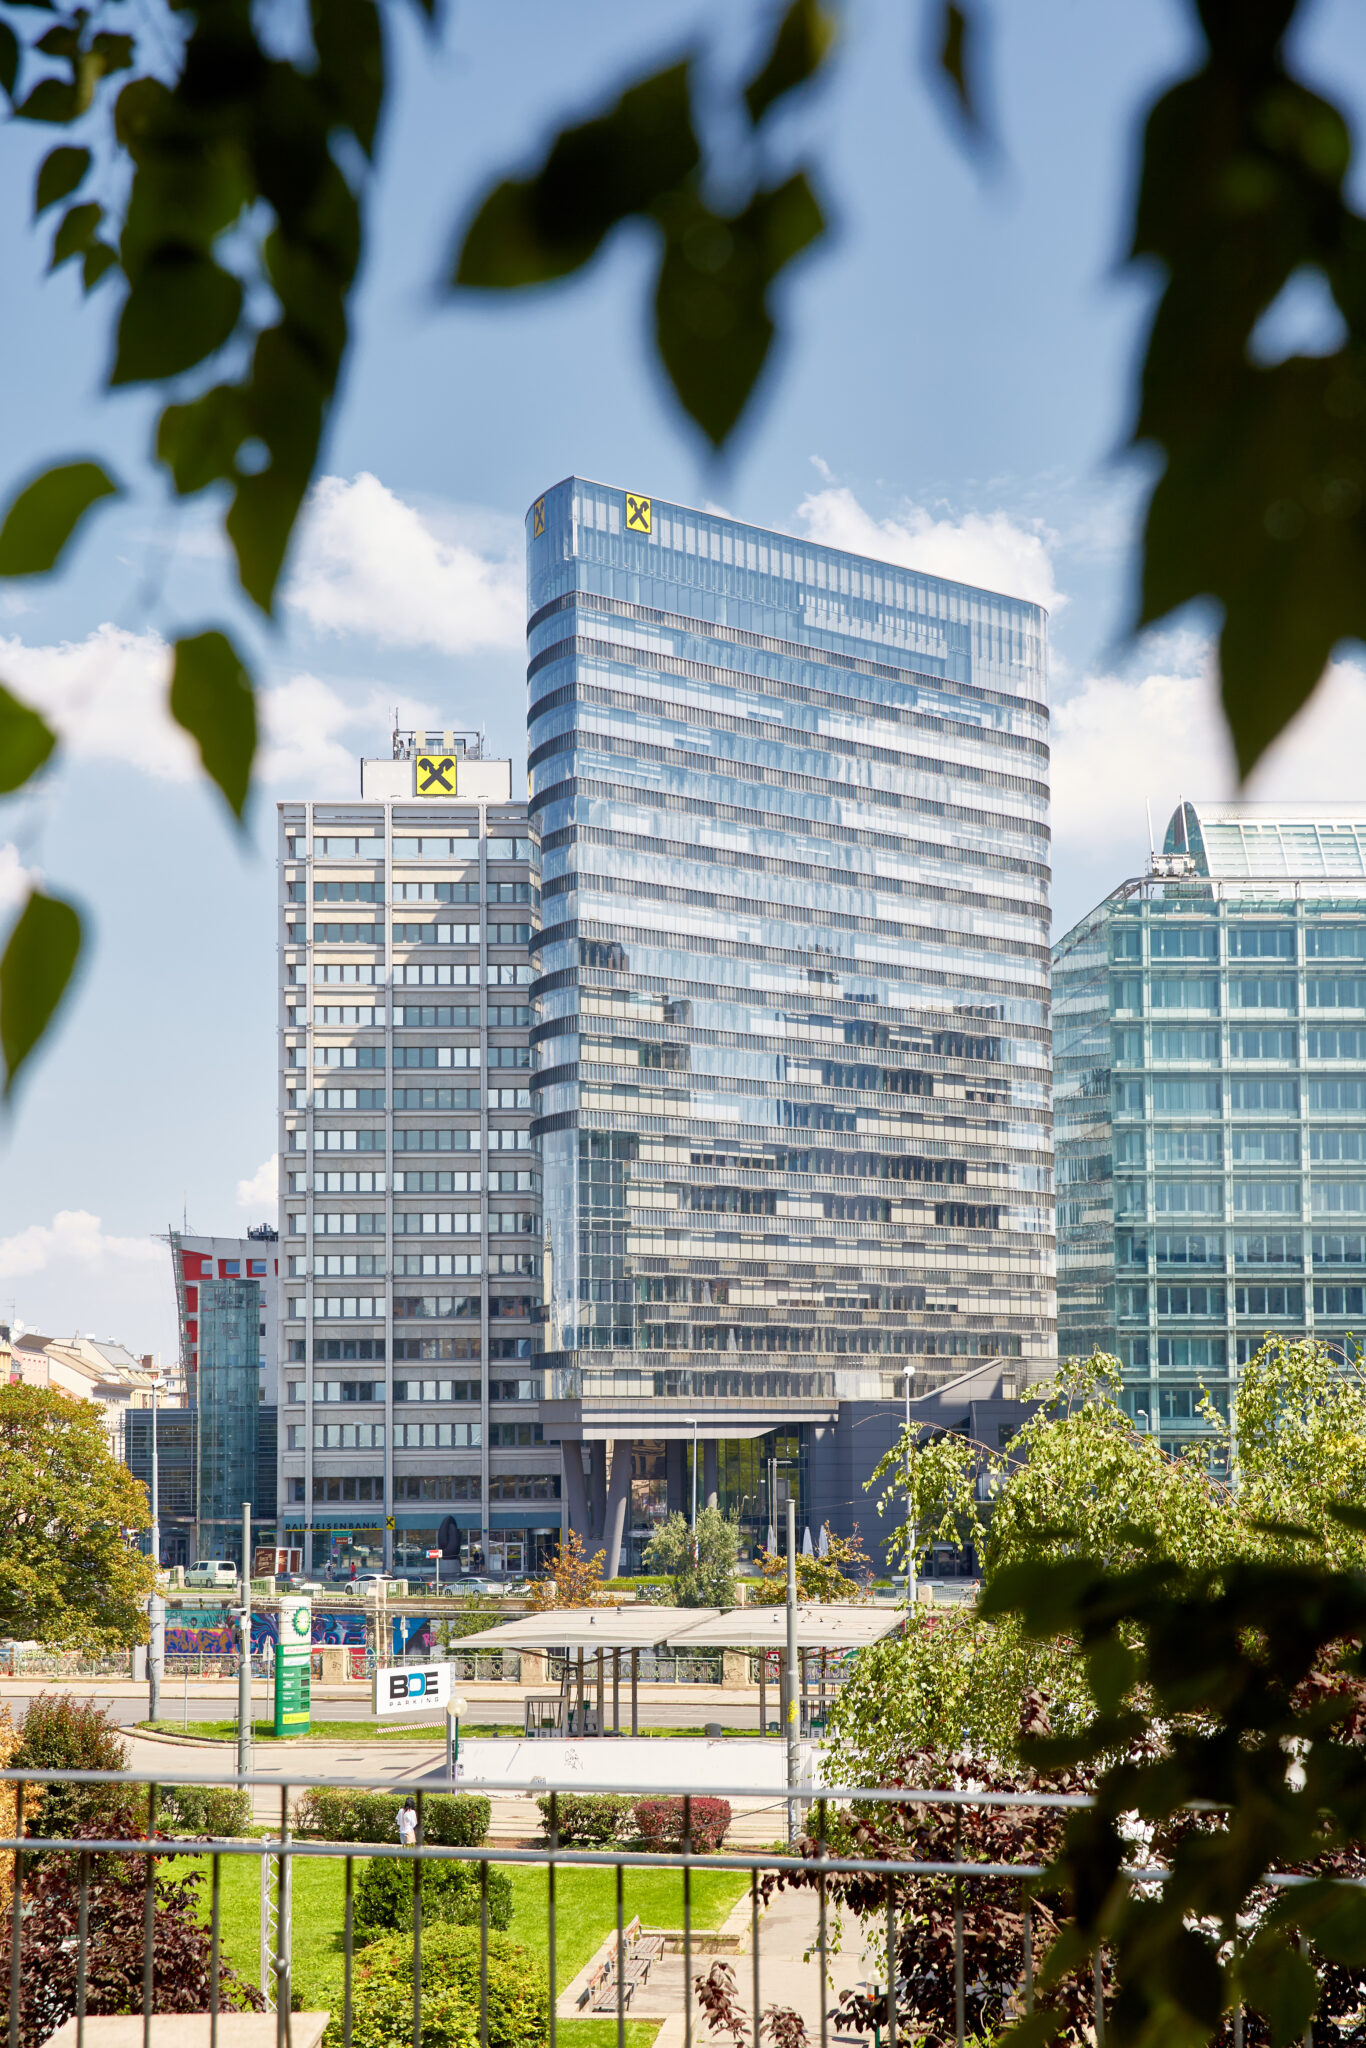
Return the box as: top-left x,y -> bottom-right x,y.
1,0 -> 1364,1356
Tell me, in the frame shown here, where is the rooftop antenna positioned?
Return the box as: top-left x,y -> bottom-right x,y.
1145,798 -> 1156,859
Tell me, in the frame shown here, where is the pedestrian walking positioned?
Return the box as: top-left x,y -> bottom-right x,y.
397,1796 -> 418,1847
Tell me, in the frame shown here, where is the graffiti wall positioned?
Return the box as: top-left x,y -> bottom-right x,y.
166,1607 -> 370,1658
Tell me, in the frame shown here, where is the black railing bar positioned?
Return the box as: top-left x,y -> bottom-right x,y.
0,1830 -> 1054,1879
0,1767 -> 1100,1807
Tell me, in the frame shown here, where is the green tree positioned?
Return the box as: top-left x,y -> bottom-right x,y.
643,1508 -> 739,1607
0,0 -> 1362,1086
0,1386 -> 155,1649
830,1351 -> 1236,1772
1206,1336 -> 1366,1570
752,1523 -> 872,1604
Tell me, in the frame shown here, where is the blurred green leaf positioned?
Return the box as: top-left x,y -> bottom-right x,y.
0,461 -> 119,577
0,684 -> 55,794
1240,1936 -> 1319,2048
933,2 -> 989,139
169,630 -> 257,821
13,76 -> 78,122
1129,12 -> 1364,776
49,200 -> 101,270
82,241 -> 119,292
0,890 -> 81,1100
455,61 -> 699,288
744,0 -> 837,126
1268,1880 -> 1366,1967
0,23 -> 17,100
111,252 -> 243,385
655,171 -> 824,447
312,0 -> 383,156
34,144 -> 87,214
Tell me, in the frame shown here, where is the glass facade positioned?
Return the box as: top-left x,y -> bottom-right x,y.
276,740 -> 550,1579
527,476 -> 1054,1555
196,1279 -> 262,1558
1054,801 -> 1366,1452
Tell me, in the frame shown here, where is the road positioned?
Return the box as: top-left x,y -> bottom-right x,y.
0,1682 -> 774,1736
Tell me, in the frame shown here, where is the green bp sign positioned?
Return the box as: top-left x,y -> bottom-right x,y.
274,1595 -> 312,1736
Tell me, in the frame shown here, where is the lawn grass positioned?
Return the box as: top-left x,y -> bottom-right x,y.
182,1848 -> 747,2013
142,1718 -> 765,1743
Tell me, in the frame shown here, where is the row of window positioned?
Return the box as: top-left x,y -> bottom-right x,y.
1121,1283 -> 1366,1318
1116,1028 -> 1366,1063
298,1088 -> 532,1110
295,881 -> 532,904
1116,1182 -> 1366,1219
297,1130 -> 532,1153
289,1292 -> 536,1319
286,1339 -> 535,1365
1115,1128 -> 1366,1165
1112,925 -> 1366,962
300,1212 -> 535,1236
291,834 -> 533,860
304,964 -> 534,987
1117,976 -> 1366,1013
293,1472 -> 555,1505
300,1047 -> 531,1071
1117,1230 -> 1366,1266
291,1171 -> 537,1197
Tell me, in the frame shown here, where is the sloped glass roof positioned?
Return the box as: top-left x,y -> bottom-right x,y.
1164,802 -> 1366,880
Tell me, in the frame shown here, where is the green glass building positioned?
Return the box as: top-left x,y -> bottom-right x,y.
1054,801 -> 1366,1450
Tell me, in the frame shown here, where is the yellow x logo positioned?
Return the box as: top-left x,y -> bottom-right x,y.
532,497 -> 546,538
625,493 -> 652,534
416,753 -> 456,796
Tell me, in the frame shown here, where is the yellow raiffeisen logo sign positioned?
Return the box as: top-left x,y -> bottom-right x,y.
532,496 -> 546,537
415,753 -> 457,797
625,492 -> 651,534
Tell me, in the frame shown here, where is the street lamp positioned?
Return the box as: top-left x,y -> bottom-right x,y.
147,1365 -> 164,1725
689,1417 -> 698,1557
447,1691 -> 469,1786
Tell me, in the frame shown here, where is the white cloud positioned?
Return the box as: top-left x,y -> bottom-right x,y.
285,472 -> 524,654
1049,638 -> 1366,930
795,483 -> 1064,613
0,623 -> 191,781
0,844 -> 40,917
235,1156 -> 278,1213
0,1209 -> 162,1284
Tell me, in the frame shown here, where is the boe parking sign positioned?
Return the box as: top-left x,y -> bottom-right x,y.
372,1660 -> 453,1717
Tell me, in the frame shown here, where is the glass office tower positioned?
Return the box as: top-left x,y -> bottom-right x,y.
527,476 -> 1055,1570
1055,801 -> 1366,1452
277,734 -> 549,1580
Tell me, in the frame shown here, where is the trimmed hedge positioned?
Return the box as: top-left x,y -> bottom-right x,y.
158,1785 -> 252,1837
635,1796 -> 732,1852
534,1792 -> 634,1846
354,1854 -> 513,1936
294,1787 -> 490,1846
336,1926 -> 546,2048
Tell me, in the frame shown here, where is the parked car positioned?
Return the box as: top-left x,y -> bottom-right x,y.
279,1576 -> 325,1596
344,1571 -> 394,1597
184,1560 -> 239,1590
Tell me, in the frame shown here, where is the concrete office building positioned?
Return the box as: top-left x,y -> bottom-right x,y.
1054,801 -> 1366,1451
277,734 -> 549,1579
527,477 -> 1055,1572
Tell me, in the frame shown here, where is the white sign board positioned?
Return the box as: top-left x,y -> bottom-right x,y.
372,1660 -> 453,1717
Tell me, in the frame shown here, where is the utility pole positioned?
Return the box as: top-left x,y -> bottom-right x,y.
237,1501 -> 252,1784
148,1370 -> 164,1724
785,1496 -> 799,1848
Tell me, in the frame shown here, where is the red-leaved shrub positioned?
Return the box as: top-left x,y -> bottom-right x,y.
634,1795 -> 731,1852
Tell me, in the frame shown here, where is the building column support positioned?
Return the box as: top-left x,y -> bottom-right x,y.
562,1443 -> 590,1545
588,1439 -> 607,1544
703,1437 -> 719,1512
603,1439 -> 632,1582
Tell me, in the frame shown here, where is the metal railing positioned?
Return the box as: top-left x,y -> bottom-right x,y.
0,1765 -> 1334,2048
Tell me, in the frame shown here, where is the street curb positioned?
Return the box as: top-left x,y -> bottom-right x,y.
132,1725 -> 446,1750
